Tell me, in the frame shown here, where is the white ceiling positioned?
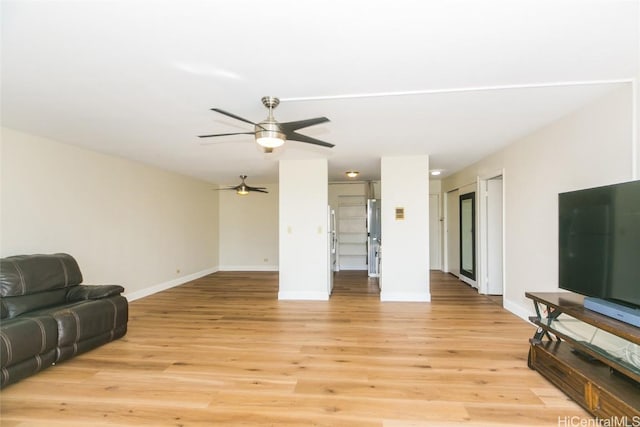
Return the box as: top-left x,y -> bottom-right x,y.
2,0 -> 638,185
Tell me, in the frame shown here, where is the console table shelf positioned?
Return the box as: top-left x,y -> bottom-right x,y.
526,292 -> 640,419
526,292 -> 640,344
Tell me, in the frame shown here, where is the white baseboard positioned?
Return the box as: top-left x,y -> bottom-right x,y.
124,266 -> 218,301
278,291 -> 329,301
503,298 -> 533,322
218,265 -> 278,272
380,291 -> 431,302
460,275 -> 477,288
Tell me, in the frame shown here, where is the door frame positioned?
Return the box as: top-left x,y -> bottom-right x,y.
459,191 -> 477,283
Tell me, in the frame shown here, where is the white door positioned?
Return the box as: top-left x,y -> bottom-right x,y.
487,177 -> 503,295
429,194 -> 441,269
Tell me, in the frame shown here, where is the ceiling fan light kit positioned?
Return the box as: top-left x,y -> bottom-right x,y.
255,127 -> 286,148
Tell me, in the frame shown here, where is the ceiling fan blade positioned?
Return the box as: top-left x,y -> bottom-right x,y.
246,185 -> 267,191
210,108 -> 258,126
286,131 -> 335,148
251,189 -> 269,194
280,117 -> 330,132
198,132 -> 255,138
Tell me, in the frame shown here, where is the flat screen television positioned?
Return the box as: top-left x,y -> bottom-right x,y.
558,180 -> 640,313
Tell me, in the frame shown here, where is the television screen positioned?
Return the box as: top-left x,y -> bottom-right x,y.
559,180 -> 640,308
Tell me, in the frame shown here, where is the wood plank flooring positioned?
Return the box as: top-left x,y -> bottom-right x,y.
0,271 -> 588,426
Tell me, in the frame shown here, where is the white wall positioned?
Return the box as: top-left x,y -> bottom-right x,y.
0,128 -> 219,299
278,159 -> 329,300
380,155 -> 430,301
443,85 -> 634,319
429,180 -> 442,194
218,184 -> 278,271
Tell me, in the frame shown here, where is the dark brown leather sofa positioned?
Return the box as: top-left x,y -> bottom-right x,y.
0,253 -> 128,387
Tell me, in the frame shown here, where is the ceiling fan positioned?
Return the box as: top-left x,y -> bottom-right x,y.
218,175 -> 268,195
199,96 -> 334,153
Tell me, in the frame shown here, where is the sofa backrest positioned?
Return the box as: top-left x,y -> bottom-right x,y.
0,253 -> 83,297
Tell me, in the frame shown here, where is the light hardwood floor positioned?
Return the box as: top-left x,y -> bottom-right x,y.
0,271 -> 588,426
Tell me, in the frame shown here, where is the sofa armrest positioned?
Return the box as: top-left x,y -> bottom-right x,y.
66,285 -> 125,302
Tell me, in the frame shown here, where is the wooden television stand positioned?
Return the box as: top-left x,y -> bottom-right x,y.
526,292 -> 640,419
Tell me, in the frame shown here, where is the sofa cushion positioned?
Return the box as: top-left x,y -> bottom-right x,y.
66,285 -> 125,302
0,315 -> 58,369
0,253 -> 83,297
1,289 -> 68,319
30,296 -> 129,362
52,297 -> 128,347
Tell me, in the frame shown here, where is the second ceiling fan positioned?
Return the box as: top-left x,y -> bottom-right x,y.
199,96 -> 334,153
219,175 -> 267,195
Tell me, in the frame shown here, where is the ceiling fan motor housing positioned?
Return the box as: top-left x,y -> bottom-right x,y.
255,121 -> 285,139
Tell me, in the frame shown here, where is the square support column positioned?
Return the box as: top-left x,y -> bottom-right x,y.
380,155 -> 430,301
278,158 -> 329,300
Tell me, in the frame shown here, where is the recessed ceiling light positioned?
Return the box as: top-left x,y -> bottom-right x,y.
346,171 -> 359,178
430,170 -> 442,176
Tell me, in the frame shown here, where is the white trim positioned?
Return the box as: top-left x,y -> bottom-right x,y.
442,189 -> 449,273
503,298 -> 532,323
124,266 -> 218,301
478,178 -> 488,294
380,291 -> 431,302
501,170 -> 507,299
459,275 -> 476,287
281,79 -> 632,102
218,265 -> 278,272
632,78 -> 638,180
278,291 -> 329,301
